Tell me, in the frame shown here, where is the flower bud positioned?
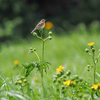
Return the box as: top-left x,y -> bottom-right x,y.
73,75 -> 79,80
90,46 -> 94,49
30,47 -> 33,50
98,49 -> 100,52
33,32 -> 37,36
57,72 -> 61,78
53,78 -> 56,83
62,85 -> 65,90
92,48 -> 95,52
53,75 -> 58,79
85,48 -> 89,53
24,79 -> 27,83
62,75 -> 66,78
70,77 -> 74,81
48,31 -> 52,36
79,78 -> 83,82
48,36 -> 52,40
21,76 -> 25,80
57,78 -> 61,83
87,65 -> 90,68
66,70 -> 71,76
33,48 -> 36,51
59,76 -> 63,80
18,80 -> 22,84
39,29 -> 43,34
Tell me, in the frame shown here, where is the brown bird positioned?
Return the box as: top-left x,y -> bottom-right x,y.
31,19 -> 46,33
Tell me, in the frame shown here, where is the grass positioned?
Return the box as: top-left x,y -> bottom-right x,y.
1,23 -> 100,99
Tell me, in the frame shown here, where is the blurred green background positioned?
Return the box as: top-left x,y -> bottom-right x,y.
1,0 -> 100,81
1,0 -> 100,40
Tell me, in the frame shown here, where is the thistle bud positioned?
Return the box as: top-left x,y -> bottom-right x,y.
85,48 -> 89,53
73,75 -> 79,80
48,31 -> 52,36
62,75 -> 66,78
48,36 -> 52,40
62,85 -> 65,90
39,29 -> 43,34
92,48 -> 95,52
87,65 -> 90,68
33,32 -> 37,36
53,78 -> 56,83
33,48 -> 36,51
18,80 -> 22,84
30,47 -> 33,50
98,49 -> 100,52
66,70 -> 71,76
24,79 -> 27,83
57,78 -> 61,83
79,78 -> 83,82
53,75 -> 58,79
57,72 -> 61,78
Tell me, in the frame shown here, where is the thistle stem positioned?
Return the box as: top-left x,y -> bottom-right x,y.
34,51 -> 40,63
92,52 -> 96,84
41,40 -> 44,86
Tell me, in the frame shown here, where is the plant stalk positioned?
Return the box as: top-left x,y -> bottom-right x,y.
41,40 -> 44,86
92,52 -> 96,84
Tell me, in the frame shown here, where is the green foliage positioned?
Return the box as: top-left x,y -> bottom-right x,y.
0,17 -> 23,37
1,23 -> 100,99
1,0 -> 100,39
23,62 -> 40,77
22,61 -> 50,77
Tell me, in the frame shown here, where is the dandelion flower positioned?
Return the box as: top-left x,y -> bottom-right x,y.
91,84 -> 98,90
56,68 -> 61,73
14,60 -> 18,65
88,42 -> 94,46
63,80 -> 71,86
56,65 -> 64,73
45,22 -> 53,29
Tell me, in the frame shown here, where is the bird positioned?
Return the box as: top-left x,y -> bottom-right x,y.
31,19 -> 46,34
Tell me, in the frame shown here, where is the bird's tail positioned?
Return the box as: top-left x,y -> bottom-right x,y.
31,28 -> 36,34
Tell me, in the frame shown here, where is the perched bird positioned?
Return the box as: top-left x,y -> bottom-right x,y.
31,19 -> 46,33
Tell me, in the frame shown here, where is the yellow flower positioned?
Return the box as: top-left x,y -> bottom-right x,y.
34,77 -> 37,82
73,81 -> 76,85
91,84 -> 98,90
91,83 -> 100,92
14,60 -> 18,65
88,42 -> 94,46
18,80 -> 22,84
56,68 -> 61,73
98,83 -> 100,87
56,65 -> 64,73
45,22 -> 53,29
63,80 -> 71,86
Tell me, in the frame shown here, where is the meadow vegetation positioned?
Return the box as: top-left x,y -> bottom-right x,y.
1,21 -> 100,99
